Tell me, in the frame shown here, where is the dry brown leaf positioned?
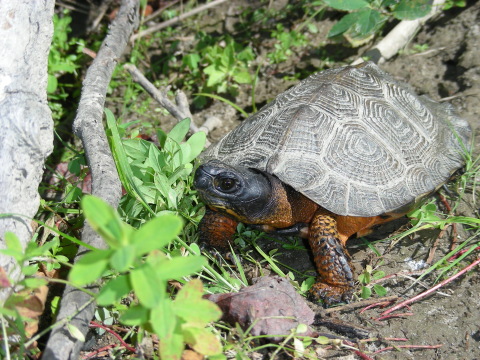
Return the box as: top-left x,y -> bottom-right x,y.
181,349 -> 204,360
0,266 -> 11,288
38,263 -> 61,279
14,277 -> 49,338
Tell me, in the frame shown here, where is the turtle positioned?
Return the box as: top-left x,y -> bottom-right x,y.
193,61 -> 471,306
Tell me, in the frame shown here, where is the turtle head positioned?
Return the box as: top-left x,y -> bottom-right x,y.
194,160 -> 272,223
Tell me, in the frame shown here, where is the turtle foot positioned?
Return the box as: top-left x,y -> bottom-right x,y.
308,281 -> 353,307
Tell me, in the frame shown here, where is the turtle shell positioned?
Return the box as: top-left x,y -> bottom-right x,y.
200,62 -> 472,217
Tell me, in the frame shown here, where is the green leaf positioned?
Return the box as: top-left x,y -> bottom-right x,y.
221,43 -> 235,68
373,284 -> 387,296
120,305 -> 149,326
157,256 -> 207,280
324,0 -> 369,10
110,245 -> 136,272
67,323 -> 86,342
97,275 -> 131,306
50,63 -> 77,73
0,249 -> 24,263
360,286 -> 372,299
64,184 -> 83,203
173,279 -> 222,325
68,249 -> 112,285
204,64 -> 227,87
186,132 -> 206,162
105,108 -> 155,217
130,263 -> 165,309
5,232 -> 22,253
158,323 -> 185,360
18,278 -> 48,288
131,214 -> 183,256
355,8 -> 380,35
372,271 -> 385,280
148,144 -> 166,173
67,158 -> 81,176
394,0 -> 431,20
157,128 -> 168,148
0,307 -> 17,318
233,71 -> 252,84
21,264 -> 39,276
328,12 -> 360,38
168,117 -> 191,143
206,355 -> 227,360
307,23 -> 318,33
81,195 -> 125,248
179,143 -> 192,165
150,298 -> 176,338
47,74 -> 58,93
183,327 -> 222,355
183,53 -> 201,70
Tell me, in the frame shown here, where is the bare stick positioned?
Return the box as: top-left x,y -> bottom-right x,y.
380,256 -> 480,317
199,115 -> 223,137
131,0 -> 230,42
124,64 -> 200,133
372,344 -> 443,354
88,0 -> 113,33
319,295 -> 399,315
352,0 -> 445,65
43,1 -> 140,359
144,0 -> 181,23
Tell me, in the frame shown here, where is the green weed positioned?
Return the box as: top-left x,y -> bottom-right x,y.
48,10 -> 84,122
327,0 -> 432,43
267,24 -> 307,64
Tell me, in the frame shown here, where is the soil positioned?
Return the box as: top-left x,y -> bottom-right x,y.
108,0 -> 480,358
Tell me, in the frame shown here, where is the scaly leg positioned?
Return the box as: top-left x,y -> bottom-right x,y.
198,207 -> 239,252
308,209 -> 355,306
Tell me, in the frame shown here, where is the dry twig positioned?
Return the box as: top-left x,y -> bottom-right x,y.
124,63 -> 221,146
131,0 -> 230,42
42,1 -> 140,358
380,256 -> 480,317
124,64 -> 198,132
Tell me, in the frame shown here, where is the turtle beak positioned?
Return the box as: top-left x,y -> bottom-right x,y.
193,165 -> 211,193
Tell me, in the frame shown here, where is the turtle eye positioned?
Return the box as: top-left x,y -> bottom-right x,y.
219,178 -> 236,192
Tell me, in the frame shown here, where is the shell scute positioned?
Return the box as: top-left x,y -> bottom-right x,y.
200,62 -> 472,216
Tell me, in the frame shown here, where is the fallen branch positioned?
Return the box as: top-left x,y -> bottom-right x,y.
42,1 -> 139,359
318,295 -> 399,316
352,0 -> 446,65
380,256 -> 480,317
131,0 -> 230,42
372,343 -> 443,354
359,299 -> 396,314
124,63 -> 221,146
374,312 -> 414,322
144,0 -> 181,23
124,64 -> 198,133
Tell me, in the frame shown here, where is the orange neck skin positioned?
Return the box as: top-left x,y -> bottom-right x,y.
213,174 -> 403,244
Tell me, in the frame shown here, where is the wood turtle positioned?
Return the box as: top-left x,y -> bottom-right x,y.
193,62 -> 472,306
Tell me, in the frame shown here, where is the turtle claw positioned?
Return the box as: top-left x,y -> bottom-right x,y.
308,281 -> 354,307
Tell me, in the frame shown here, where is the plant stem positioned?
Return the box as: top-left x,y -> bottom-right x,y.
24,298 -> 95,348
380,256 -> 480,316
1,314 -> 10,360
46,278 -> 97,297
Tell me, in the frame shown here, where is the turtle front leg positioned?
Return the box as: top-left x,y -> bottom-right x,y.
198,207 -> 239,253
308,209 -> 355,306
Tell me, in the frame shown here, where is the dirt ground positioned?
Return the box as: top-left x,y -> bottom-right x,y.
111,1 -> 480,358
